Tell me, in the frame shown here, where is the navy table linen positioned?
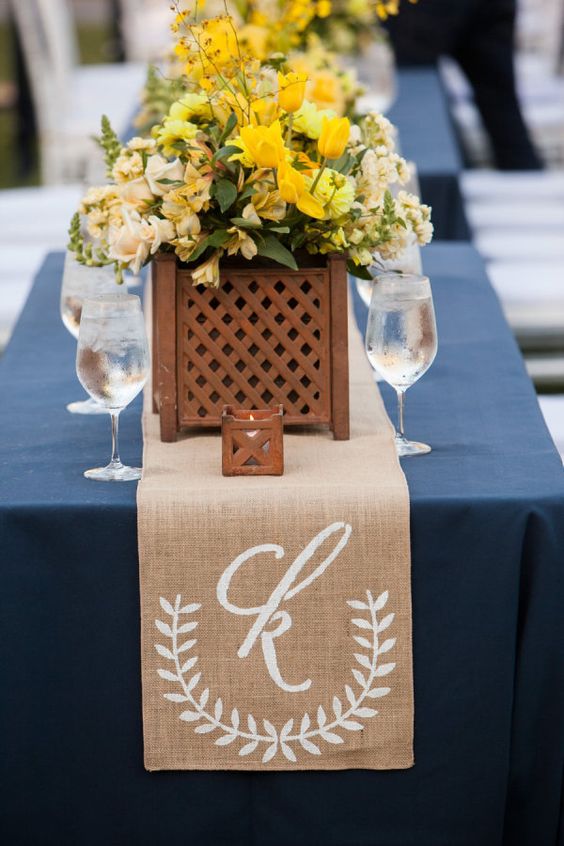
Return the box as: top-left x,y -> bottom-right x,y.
389,69 -> 470,241
0,245 -> 563,846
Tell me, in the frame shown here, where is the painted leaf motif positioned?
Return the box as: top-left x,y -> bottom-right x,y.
164,693 -> 188,703
354,653 -> 372,670
158,668 -> 178,682
366,687 -> 391,698
300,737 -> 321,755
317,706 -> 326,727
354,707 -> 378,718
155,619 -> 172,637
214,698 -> 223,721
239,741 -> 258,757
352,618 -> 372,630
215,733 -> 237,746
177,639 -> 197,654
247,714 -> 257,734
177,621 -> 198,634
374,662 -> 396,676
300,713 -> 310,734
263,720 -> 278,741
378,638 -> 396,654
179,710 -> 200,722
199,688 -> 210,708
179,602 -> 201,614
155,644 -> 174,660
332,696 -> 342,719
352,668 -> 366,687
159,598 -> 175,616
373,591 -> 389,611
341,720 -> 363,731
262,743 -> 277,764
181,656 -> 198,673
347,600 -> 369,610
345,685 -> 356,706
280,719 -> 294,741
186,672 -> 201,692
194,723 -> 215,734
353,635 -> 372,649
377,613 -> 395,633
320,730 -> 343,744
281,742 -> 297,762
231,709 -> 240,730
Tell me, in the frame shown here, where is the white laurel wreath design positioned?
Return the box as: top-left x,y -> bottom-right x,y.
155,590 -> 396,763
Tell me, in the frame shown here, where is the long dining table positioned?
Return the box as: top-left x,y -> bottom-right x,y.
0,243 -> 563,845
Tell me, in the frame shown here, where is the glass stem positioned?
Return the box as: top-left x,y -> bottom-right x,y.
396,389 -> 405,439
110,410 -> 122,467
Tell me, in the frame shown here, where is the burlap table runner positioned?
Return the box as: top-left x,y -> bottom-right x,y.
138,293 -> 413,771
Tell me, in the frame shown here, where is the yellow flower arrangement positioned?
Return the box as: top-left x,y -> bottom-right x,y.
70,8 -> 431,289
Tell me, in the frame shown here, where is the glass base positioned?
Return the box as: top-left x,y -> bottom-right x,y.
67,398 -> 107,415
395,434 -> 431,457
84,462 -> 142,482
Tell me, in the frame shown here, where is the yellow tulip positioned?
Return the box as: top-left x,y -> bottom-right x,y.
277,161 -> 305,204
317,116 -> 350,160
238,121 -> 286,168
277,162 -> 324,219
278,72 -> 308,114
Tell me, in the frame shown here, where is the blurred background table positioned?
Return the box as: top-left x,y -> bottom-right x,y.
0,244 -> 562,846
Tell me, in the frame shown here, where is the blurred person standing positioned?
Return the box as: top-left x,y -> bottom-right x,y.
386,0 -> 544,170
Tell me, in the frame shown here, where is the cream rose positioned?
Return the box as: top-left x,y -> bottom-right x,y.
145,154 -> 184,197
117,177 -> 154,210
108,212 -> 151,275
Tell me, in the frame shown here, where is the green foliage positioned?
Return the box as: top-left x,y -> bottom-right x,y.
97,115 -> 122,179
255,235 -> 298,270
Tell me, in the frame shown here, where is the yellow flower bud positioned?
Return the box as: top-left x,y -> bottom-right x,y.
278,71 -> 308,114
316,0 -> 332,18
317,116 -> 350,160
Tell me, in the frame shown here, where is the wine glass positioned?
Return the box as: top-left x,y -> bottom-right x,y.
365,273 -> 437,457
60,250 -> 120,413
76,294 -> 150,481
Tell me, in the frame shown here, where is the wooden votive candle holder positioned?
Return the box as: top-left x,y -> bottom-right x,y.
221,405 -> 284,476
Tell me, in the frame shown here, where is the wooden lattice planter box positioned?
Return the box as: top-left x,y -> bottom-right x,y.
151,252 -> 349,442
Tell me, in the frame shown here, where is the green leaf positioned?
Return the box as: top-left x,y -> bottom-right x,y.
188,230 -> 230,264
156,178 -> 184,185
214,178 -> 238,213
213,144 -> 241,163
256,236 -> 298,270
267,226 -> 290,234
347,261 -> 373,281
229,216 -> 262,230
218,111 -> 238,146
238,184 -> 257,202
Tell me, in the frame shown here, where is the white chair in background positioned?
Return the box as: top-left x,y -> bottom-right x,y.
118,0 -> 173,63
0,184 -> 83,347
9,0 -> 146,184
538,395 -> 564,460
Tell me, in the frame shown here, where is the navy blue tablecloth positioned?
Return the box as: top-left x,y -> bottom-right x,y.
389,69 -> 470,241
1,245 -> 563,846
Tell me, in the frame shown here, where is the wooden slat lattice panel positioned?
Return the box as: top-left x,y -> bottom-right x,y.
177,268 -> 332,427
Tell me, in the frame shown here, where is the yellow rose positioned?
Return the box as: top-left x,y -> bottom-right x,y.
318,116 -> 350,160
278,71 -> 308,114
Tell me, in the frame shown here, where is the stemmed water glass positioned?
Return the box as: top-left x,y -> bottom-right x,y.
60,250 -> 120,413
365,273 -> 438,457
76,294 -> 150,481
